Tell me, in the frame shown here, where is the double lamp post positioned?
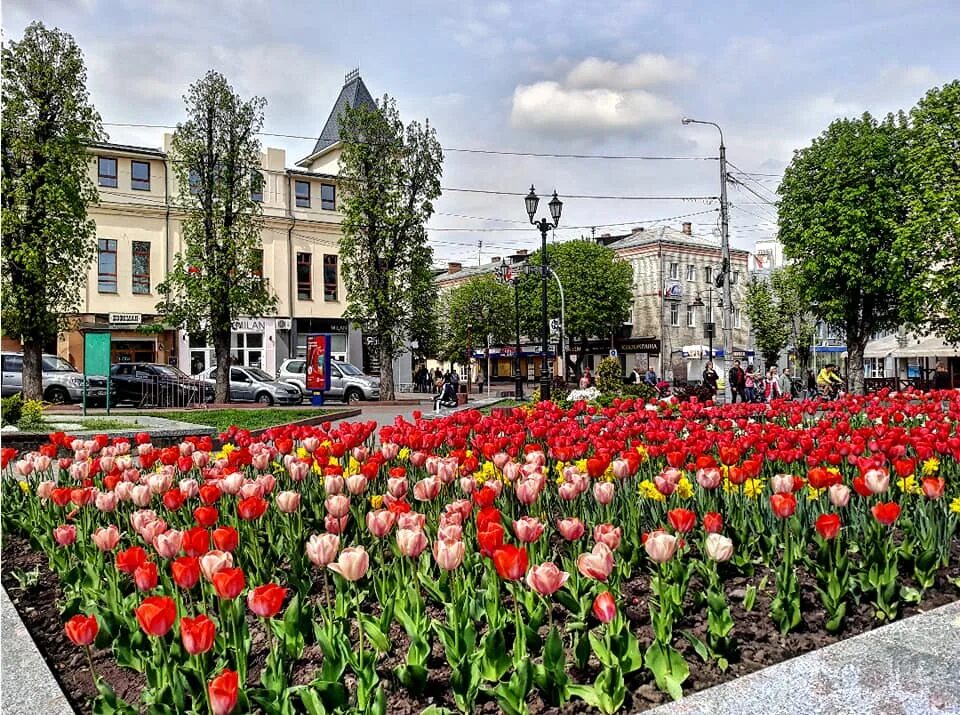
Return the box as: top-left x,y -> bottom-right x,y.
525,186 -> 563,401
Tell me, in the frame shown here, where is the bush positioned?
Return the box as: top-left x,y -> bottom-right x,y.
622,382 -> 658,401
1,394 -> 23,427
16,399 -> 46,431
594,357 -> 624,394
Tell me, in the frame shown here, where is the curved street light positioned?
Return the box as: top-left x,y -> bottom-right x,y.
525,186 -> 563,400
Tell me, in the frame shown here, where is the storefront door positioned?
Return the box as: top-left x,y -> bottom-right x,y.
111,340 -> 156,365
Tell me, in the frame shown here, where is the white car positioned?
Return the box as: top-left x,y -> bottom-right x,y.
277,359 -> 380,403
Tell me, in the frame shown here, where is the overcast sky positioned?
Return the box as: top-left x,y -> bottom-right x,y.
5,0 -> 958,263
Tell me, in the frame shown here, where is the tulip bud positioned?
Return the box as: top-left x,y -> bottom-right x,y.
592,591 -> 617,624
704,533 -> 734,562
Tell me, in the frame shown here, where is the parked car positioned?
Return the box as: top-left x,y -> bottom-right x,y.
195,366 -> 302,406
109,363 -> 213,407
277,358 -> 380,403
1,352 -> 107,404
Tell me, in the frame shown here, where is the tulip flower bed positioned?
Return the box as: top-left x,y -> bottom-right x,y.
2,390 -> 959,714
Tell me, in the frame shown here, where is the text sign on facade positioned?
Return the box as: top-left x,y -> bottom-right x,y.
109,313 -> 141,325
306,334 -> 331,391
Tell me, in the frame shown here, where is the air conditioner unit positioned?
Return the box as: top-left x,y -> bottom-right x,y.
276,319 -> 292,331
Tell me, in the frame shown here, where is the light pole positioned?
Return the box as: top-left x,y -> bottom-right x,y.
511,271 -> 524,400
691,285 -> 718,364
525,186 -> 563,401
682,117 -> 732,392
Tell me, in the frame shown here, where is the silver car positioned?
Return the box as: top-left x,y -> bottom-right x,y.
1,352 -> 108,404
277,358 -> 380,403
196,366 -> 302,405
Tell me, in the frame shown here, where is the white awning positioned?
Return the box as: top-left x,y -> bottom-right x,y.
863,333 -> 960,359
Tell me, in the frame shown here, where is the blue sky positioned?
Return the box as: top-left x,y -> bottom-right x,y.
5,0 -> 958,262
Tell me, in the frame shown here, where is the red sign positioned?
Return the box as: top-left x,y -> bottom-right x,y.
306,334 -> 331,391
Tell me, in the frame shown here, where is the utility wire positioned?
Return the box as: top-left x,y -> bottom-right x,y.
443,186 -> 718,201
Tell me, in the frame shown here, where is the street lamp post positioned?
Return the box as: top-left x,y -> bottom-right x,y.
682,117 -> 732,394
511,273 -> 524,400
525,186 -> 563,401
691,285 -> 718,364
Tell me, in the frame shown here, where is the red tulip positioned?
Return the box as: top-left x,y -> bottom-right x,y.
477,522 -> 505,557
208,669 -> 239,715
115,546 -> 148,574
182,526 -> 210,557
815,513 -> 841,540
171,556 -> 201,590
212,526 -> 239,552
193,505 -> 219,528
212,568 -> 246,599
592,591 -> 617,623
237,495 -> 268,520
64,614 -> 99,647
871,502 -> 901,526
770,492 -> 797,518
134,561 -> 159,591
247,583 -> 287,618
180,614 -> 216,655
702,512 -> 723,533
667,508 -> 696,533
135,595 -> 177,637
492,545 -> 528,580
199,483 -> 221,504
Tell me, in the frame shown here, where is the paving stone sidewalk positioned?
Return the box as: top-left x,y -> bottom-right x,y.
1,586 -> 73,715
648,599 -> 960,715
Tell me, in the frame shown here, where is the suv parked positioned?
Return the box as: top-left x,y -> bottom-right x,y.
195,366 -> 302,405
109,363 -> 213,407
1,352 -> 107,404
277,359 -> 380,403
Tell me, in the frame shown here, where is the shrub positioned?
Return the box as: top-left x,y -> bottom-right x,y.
1,394 -> 24,427
595,357 -> 624,394
16,399 -> 46,431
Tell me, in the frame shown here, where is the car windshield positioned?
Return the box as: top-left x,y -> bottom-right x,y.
154,365 -> 189,379
336,362 -> 363,376
246,368 -> 274,382
42,356 -> 77,372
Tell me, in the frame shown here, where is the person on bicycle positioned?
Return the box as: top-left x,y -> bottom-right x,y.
817,365 -> 842,398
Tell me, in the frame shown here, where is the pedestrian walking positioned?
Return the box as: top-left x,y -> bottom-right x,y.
728,359 -> 746,403
702,361 -> 719,397
745,366 -> 757,403
806,369 -> 817,400
778,367 -> 794,399
764,367 -> 782,402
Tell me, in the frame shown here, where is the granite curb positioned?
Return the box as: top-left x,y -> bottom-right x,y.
1,585 -> 74,715
646,599 -> 960,715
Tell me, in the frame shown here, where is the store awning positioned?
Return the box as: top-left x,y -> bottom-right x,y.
865,333 -> 960,359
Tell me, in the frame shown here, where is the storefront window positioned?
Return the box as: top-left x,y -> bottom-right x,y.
232,333 -> 264,369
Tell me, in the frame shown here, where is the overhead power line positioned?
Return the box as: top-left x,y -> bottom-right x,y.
443,186 -> 718,201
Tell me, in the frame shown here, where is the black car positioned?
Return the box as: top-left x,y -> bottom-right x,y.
109,363 -> 213,407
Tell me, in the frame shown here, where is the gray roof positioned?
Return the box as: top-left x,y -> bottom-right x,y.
607,225 -> 749,255
434,261 -> 500,286
302,73 -> 377,163
88,141 -> 166,158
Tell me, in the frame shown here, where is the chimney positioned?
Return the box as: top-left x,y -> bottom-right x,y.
447,262 -> 462,274
632,227 -> 644,233
682,222 -> 692,235
491,256 -> 501,263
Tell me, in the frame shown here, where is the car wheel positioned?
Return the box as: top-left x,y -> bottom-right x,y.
44,386 -> 70,405
345,388 -> 362,404
256,392 -> 274,406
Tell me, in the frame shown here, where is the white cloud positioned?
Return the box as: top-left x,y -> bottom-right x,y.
565,54 -> 693,90
510,81 -> 680,135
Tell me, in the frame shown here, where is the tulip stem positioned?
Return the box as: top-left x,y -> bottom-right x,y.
84,645 -> 99,685
355,590 -> 364,672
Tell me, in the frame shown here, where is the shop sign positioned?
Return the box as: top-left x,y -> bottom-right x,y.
306,334 -> 331,391
664,283 -> 683,299
232,318 -> 266,332
109,313 -> 142,325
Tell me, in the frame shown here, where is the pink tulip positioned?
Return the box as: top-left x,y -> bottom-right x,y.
413,476 -> 441,502
200,550 -> 233,581
410,451 -> 429,468
115,441 -> 130,456
770,474 -> 795,494
324,515 -> 349,534
396,528 -> 428,558
327,546 -> 369,581
92,525 -> 120,552
829,483 -> 851,508
525,451 -> 546,467
365,509 -> 396,537
654,474 -> 677,496
95,490 -> 118,512
179,478 -> 199,498
286,460 -> 309,482
438,523 -> 463,541
611,459 -> 632,479
140,519 -> 168,544
251,452 -> 271,471
37,481 -> 56,500
346,474 -> 368,496
14,459 -> 34,477
256,474 -> 276,494
192,451 -> 209,469
153,529 -> 183,559
99,455 -> 116,473
147,472 -> 173,494
70,461 -> 90,481
705,533 -> 734,562
325,494 -> 350,518
302,437 -> 320,453
275,491 -> 301,513
513,516 -> 544,543
387,477 -> 408,498
432,538 -> 465,570
513,477 -> 539,505
425,456 -> 440,475
502,462 -> 521,482
221,472 -> 244,496
593,523 -> 622,550
53,524 -> 77,546
576,542 -> 615,581
459,476 -> 476,494
558,481 -> 580,500
115,482 -> 134,502
323,474 -> 344,494
437,458 -> 459,484
352,446 -> 369,462
644,531 -> 678,563
380,442 -> 399,461
557,517 -> 585,541
593,481 -> 615,505
864,468 -> 890,495
306,533 -> 339,568
396,512 -> 426,531
526,562 -> 570,596
492,452 -> 510,470
178,441 -> 194,456
131,484 -> 152,507
130,509 -> 159,534
239,481 -> 263,500
447,499 -> 473,520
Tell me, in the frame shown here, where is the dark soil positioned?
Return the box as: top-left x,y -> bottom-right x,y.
3,531 -> 958,714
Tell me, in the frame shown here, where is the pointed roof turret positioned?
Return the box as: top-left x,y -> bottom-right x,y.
298,69 -> 376,166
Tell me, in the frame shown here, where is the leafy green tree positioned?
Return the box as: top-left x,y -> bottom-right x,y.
778,112 -> 920,395
515,240 -> 633,377
337,95 -> 443,400
743,277 -> 790,368
156,71 -> 276,403
407,245 -> 441,362
772,267 -> 817,375
898,80 -> 960,344
1,23 -> 104,400
438,274 -> 514,384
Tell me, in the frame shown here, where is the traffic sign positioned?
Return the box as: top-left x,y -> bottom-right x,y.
550,318 -> 561,334
609,349 -> 618,358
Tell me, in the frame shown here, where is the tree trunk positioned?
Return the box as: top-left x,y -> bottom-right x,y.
847,339 -> 866,396
378,343 -> 395,401
213,331 -> 232,404
21,340 -> 44,401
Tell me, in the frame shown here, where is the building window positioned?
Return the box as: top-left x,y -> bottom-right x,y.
686,264 -> 696,281
321,183 -> 336,211
704,266 -> 713,284
865,359 -> 885,379
132,241 -> 150,294
732,270 -> 740,284
669,303 -> 679,327
251,172 -> 264,202
231,333 -> 264,369
295,180 -> 311,208
669,262 -> 679,280
734,308 -> 742,328
686,304 -> 696,327
252,249 -> 263,279
98,157 -> 118,188
323,254 -> 338,301
706,306 -> 714,324
131,160 -> 150,191
98,239 -> 118,293
296,252 -> 312,300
